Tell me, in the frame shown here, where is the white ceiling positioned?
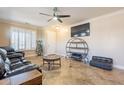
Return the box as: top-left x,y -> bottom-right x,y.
0,7 -> 123,27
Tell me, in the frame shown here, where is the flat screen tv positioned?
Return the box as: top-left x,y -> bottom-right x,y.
71,23 -> 90,37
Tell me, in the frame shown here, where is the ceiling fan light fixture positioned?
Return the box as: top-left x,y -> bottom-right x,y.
55,26 -> 60,30
39,7 -> 71,23
53,17 -> 58,20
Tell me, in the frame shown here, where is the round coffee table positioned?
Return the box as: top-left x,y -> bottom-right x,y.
43,54 -> 61,70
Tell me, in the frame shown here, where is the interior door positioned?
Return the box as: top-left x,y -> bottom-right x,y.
46,30 -> 56,54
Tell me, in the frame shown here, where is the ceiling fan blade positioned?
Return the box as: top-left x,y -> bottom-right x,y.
48,18 -> 53,22
57,15 -> 71,18
39,13 -> 53,17
57,18 -> 63,23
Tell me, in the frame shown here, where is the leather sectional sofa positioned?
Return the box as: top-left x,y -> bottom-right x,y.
90,56 -> 113,70
0,46 -> 25,60
0,46 -> 41,79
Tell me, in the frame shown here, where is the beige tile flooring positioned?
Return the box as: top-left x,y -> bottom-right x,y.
26,56 -> 124,85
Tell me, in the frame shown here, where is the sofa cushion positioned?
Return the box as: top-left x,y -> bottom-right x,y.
7,53 -> 23,59
10,58 -> 21,64
92,56 -> 113,63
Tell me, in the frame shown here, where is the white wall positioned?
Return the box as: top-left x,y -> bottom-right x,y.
56,9 -> 124,69
42,26 -> 57,55
56,27 -> 70,56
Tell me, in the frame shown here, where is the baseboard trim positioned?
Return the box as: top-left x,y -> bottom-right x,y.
114,65 -> 124,70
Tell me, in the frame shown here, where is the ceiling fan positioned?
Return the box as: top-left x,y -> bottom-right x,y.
39,7 -> 71,23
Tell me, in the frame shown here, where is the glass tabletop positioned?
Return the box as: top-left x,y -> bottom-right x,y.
43,54 -> 60,60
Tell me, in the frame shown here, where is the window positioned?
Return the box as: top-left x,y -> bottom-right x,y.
10,27 -> 36,50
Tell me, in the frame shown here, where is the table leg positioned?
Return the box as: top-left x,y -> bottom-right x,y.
48,61 -> 50,70
59,59 -> 61,67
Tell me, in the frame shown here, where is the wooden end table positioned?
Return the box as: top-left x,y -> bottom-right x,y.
0,70 -> 42,85
43,54 -> 61,70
